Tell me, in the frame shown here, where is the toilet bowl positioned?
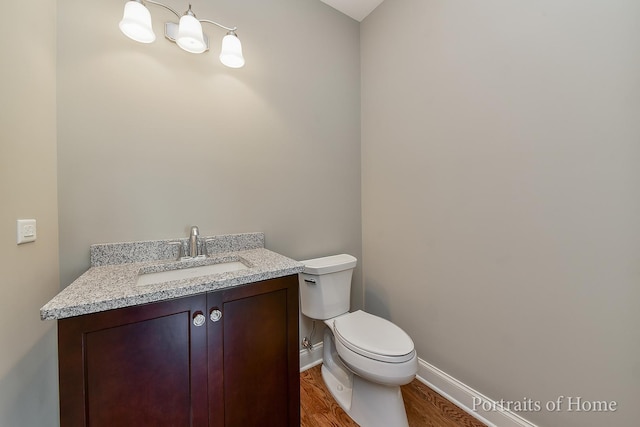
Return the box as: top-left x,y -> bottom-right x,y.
299,254 -> 418,427
331,310 -> 417,385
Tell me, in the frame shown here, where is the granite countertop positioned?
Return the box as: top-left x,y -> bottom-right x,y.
41,233 -> 303,320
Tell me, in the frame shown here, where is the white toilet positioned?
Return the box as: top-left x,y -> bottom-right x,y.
299,254 -> 418,427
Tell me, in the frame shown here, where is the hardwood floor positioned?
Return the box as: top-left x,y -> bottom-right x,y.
300,365 -> 487,427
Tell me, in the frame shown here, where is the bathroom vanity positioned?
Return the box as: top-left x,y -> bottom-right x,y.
41,232 -> 303,427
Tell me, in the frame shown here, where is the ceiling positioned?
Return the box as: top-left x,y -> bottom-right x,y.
319,0 -> 385,22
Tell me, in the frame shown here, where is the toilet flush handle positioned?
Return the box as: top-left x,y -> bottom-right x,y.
304,278 -> 316,284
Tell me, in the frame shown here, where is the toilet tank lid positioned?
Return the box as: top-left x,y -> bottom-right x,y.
300,254 -> 357,275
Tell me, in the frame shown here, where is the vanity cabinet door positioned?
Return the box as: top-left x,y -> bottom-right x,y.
208,275 -> 300,427
58,294 -> 209,427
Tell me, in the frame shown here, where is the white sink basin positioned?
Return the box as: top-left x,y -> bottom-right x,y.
136,260 -> 249,287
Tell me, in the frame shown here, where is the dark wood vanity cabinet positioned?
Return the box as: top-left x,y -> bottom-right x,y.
58,275 -> 300,427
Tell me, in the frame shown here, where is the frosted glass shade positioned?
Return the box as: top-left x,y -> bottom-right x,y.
219,33 -> 245,68
177,14 -> 207,54
119,1 -> 156,43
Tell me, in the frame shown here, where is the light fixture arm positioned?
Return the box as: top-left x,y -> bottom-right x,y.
144,0 -> 181,18
144,0 -> 237,32
199,19 -> 237,33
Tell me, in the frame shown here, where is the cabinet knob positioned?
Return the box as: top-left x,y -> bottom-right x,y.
210,309 -> 222,322
193,312 -> 206,327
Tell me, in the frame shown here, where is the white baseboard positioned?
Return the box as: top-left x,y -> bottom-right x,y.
416,359 -> 539,427
299,342 -> 538,427
299,341 -> 324,372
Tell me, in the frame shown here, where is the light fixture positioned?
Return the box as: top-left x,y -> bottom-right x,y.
119,0 -> 156,43
119,0 -> 245,68
176,5 -> 206,54
219,31 -> 245,68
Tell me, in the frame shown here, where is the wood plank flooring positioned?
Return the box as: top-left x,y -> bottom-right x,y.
300,365 -> 487,427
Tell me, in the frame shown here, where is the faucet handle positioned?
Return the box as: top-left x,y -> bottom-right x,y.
202,238 -> 216,257
167,241 -> 184,261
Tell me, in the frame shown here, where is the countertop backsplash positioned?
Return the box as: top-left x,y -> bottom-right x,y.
90,232 -> 265,266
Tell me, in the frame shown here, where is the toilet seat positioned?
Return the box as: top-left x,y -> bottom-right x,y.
333,311 -> 415,363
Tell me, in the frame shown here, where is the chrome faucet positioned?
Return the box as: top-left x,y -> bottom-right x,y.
188,226 -> 200,258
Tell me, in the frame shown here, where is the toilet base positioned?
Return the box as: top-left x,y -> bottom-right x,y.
321,329 -> 410,427
322,365 -> 409,427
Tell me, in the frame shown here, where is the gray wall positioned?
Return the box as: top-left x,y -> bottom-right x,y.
361,1 -> 640,426
57,0 -> 362,347
0,0 -> 60,425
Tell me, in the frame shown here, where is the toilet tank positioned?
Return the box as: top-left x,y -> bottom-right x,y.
298,254 -> 357,320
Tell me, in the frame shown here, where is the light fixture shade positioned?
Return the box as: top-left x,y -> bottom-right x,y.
219,33 -> 245,68
119,1 -> 156,43
177,14 -> 207,54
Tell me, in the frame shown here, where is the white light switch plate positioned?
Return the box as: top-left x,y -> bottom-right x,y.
17,219 -> 37,244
